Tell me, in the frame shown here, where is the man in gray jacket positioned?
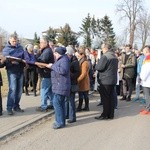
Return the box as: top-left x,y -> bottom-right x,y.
95,43 -> 118,120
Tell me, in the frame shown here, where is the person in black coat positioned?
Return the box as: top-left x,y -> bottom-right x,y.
95,43 -> 118,120
0,55 -> 6,115
0,71 -> 3,116
24,44 -> 38,96
65,46 -> 80,123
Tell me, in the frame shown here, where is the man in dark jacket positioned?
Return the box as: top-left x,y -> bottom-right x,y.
46,46 -> 71,129
35,37 -> 54,112
0,55 -> 6,115
2,34 -> 25,115
120,44 -> 136,101
95,43 -> 118,120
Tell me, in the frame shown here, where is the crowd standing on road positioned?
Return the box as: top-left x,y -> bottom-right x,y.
0,34 -> 150,128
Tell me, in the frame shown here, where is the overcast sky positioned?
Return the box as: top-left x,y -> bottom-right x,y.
0,0 -> 149,39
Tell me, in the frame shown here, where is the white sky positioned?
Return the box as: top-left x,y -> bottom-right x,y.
0,0 -> 149,39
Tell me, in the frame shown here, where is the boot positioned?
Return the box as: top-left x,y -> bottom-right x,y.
126,96 -> 131,102
82,98 -> 90,111
120,95 -> 126,101
25,87 -> 29,96
76,98 -> 83,112
0,103 -> 2,116
33,89 -> 37,97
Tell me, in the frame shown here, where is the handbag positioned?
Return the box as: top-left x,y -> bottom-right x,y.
71,84 -> 79,92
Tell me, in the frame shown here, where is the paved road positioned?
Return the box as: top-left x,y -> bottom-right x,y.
0,93 -> 150,150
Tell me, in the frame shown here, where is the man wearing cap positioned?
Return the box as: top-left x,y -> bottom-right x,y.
46,46 -> 71,129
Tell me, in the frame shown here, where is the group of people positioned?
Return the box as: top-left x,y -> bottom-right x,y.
113,44 -> 150,115
0,34 -> 90,129
0,33 -> 150,129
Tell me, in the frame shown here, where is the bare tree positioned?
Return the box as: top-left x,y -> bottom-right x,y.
0,27 -> 9,39
116,28 -> 128,48
136,11 -> 150,50
0,27 -> 9,51
116,0 -> 143,47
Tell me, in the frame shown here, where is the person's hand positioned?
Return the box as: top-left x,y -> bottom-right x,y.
0,55 -> 6,64
11,60 -> 19,64
121,64 -> 125,68
46,63 -> 53,68
35,62 -> 46,68
22,59 -> 26,63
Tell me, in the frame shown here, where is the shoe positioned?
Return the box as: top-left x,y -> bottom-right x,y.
120,96 -> 126,101
132,98 -> 139,102
76,108 -> 82,112
25,93 -> 30,96
108,116 -> 114,119
95,116 -> 108,120
140,109 -> 145,112
14,107 -> 24,112
0,112 -> 2,116
140,99 -> 146,104
126,96 -> 131,102
47,105 -> 54,110
140,110 -> 150,115
67,120 -> 76,123
7,110 -> 14,115
82,107 -> 90,111
52,123 -> 64,129
36,107 -> 47,112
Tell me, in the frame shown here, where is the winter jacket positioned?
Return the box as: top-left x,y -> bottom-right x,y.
70,55 -> 80,85
24,50 -> 36,65
77,57 -> 90,91
0,63 -> 5,86
2,42 -> 25,73
140,55 -> 150,88
51,54 -> 71,96
121,52 -> 136,79
137,54 -> 145,75
36,47 -> 54,78
96,50 -> 118,85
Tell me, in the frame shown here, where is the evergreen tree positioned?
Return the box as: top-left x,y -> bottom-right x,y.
100,15 -> 116,47
33,32 -> 40,45
91,16 -> 97,38
46,27 -> 57,43
79,13 -> 92,47
57,23 -> 78,46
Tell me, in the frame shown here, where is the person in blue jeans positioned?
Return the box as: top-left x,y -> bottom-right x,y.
35,37 -> 54,112
132,54 -> 145,103
47,46 -> 70,129
2,34 -> 26,115
65,46 -> 80,123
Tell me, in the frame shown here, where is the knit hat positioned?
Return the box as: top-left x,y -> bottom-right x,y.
55,46 -> 66,55
66,46 -> 74,55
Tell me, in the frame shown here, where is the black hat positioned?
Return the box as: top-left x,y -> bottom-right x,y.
55,47 -> 66,55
